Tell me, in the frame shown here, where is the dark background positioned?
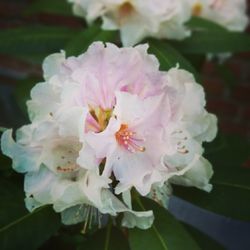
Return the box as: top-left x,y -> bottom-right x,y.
0,1 -> 250,249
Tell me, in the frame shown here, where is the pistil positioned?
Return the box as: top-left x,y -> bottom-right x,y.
115,124 -> 146,153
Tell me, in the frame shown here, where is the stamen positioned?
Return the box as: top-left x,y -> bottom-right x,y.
119,2 -> 134,19
192,3 -> 203,16
115,124 -> 146,153
177,149 -> 189,154
87,107 -> 113,132
57,163 -> 79,173
80,205 -> 102,234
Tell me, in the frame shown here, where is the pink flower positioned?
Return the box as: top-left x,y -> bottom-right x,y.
1,42 -> 217,229
83,91 -> 168,195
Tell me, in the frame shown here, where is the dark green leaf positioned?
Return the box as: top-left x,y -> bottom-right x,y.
0,127 -> 7,133
129,197 -> 200,250
186,16 -> 227,32
182,224 -> 225,250
65,25 -> 118,56
25,0 -> 73,16
14,78 -> 41,116
78,225 -> 130,250
0,178 -> 61,250
148,40 -> 201,83
174,135 -> 250,221
171,32 -> 250,54
0,154 -> 13,177
0,26 -> 79,59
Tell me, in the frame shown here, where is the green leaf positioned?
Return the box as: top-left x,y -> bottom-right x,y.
129,198 -> 200,250
0,127 -> 8,133
14,77 -> 41,116
182,224 -> 225,250
148,40 -> 201,83
171,31 -> 250,54
65,25 -> 118,56
174,135 -> 250,221
0,178 -> 61,250
25,0 -> 73,16
78,225 -> 130,250
186,16 -> 227,32
0,154 -> 13,178
182,223 -> 225,250
0,26 -> 79,59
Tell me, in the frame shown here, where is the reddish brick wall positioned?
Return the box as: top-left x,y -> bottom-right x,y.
0,0 -> 249,137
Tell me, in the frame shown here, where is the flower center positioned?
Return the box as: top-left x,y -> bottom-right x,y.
118,2 -> 135,24
192,3 -> 203,16
115,124 -> 146,153
86,107 -> 113,133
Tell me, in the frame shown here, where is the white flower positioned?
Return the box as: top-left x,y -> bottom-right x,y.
68,0 -> 192,46
189,0 -> 248,31
162,68 -> 217,192
1,42 -> 217,230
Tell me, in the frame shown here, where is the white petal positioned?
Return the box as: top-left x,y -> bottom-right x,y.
85,117 -> 120,159
27,81 -> 61,121
57,107 -> 85,138
122,210 -> 154,230
113,91 -> 163,126
100,190 -> 154,229
42,51 -> 66,81
1,130 -> 41,173
52,180 -> 85,212
79,170 -> 110,209
24,166 -> 56,205
77,144 -> 99,170
170,155 -> 213,192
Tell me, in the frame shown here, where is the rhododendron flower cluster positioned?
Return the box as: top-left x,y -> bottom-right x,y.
68,0 -> 248,46
68,0 -> 192,46
1,42 -> 217,229
190,0 -> 248,32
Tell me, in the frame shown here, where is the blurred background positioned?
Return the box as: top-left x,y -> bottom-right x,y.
0,0 -> 250,249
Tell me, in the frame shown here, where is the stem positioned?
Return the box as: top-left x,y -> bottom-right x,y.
104,218 -> 112,250
135,196 -> 169,250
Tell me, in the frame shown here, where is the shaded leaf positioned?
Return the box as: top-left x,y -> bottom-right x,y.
0,178 -> 61,250
129,197 -> 200,250
171,32 -> 250,54
0,26 -> 79,59
78,225 -> 130,250
182,223 -> 225,250
25,0 -> 73,16
0,127 -> 7,133
186,16 -> 227,32
14,78 -> 41,116
148,40 -> 201,83
174,135 -> 250,221
65,25 -> 117,56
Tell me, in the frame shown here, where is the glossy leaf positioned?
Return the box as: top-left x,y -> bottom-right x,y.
148,40 -> 201,83
182,224 -> 224,250
129,198 -> 200,250
0,178 -> 61,250
186,17 -> 227,32
174,135 -> 250,221
79,225 -> 130,250
25,0 -> 73,16
65,25 -> 117,56
0,26 -> 79,58
14,77 -> 41,116
171,31 -> 250,54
